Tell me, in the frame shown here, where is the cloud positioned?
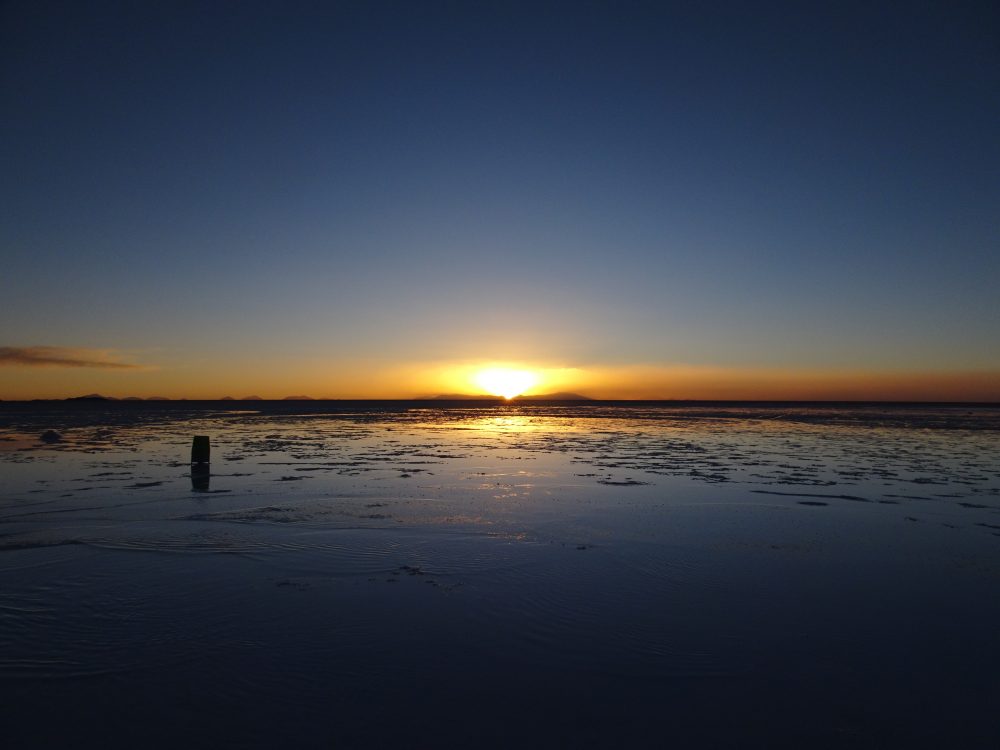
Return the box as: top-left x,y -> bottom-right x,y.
0,346 -> 143,370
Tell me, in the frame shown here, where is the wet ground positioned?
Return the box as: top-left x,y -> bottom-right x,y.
1,401 -> 998,747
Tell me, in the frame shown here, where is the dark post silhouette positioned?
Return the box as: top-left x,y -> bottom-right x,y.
191,435 -> 210,491
191,435 -> 210,463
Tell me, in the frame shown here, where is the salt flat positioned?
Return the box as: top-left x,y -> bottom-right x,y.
1,402 -> 998,748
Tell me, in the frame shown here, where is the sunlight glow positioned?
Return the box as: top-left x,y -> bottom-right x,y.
473,368 -> 540,399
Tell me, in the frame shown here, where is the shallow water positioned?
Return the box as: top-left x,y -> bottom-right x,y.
1,402 -> 998,747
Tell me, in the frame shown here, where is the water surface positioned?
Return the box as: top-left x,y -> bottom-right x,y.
1,401 -> 998,747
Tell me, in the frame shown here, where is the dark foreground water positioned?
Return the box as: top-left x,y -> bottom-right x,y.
1,401 -> 998,748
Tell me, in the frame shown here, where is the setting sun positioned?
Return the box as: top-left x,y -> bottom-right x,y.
473,368 -> 539,399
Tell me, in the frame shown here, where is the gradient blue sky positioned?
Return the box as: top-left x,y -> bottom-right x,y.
2,1 -> 998,398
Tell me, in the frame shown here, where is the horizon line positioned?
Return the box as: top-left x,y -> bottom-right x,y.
2,396 -> 999,406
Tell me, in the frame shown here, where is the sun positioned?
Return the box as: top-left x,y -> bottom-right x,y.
473,368 -> 539,399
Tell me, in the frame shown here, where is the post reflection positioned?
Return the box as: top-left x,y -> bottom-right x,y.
191,462 -> 210,491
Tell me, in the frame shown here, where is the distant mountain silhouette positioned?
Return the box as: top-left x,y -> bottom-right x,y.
220,396 -> 236,400
241,395 -> 263,401
517,392 -> 592,401
429,392 -> 592,401
121,396 -> 144,401
66,393 -> 116,401
146,396 -> 169,401
283,395 -> 315,400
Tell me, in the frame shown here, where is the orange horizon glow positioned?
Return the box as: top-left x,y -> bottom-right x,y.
1,358 -> 999,402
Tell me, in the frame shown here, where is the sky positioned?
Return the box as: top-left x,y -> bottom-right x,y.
1,1 -> 998,400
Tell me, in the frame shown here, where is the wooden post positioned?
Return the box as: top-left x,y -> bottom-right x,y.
191,435 -> 210,464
